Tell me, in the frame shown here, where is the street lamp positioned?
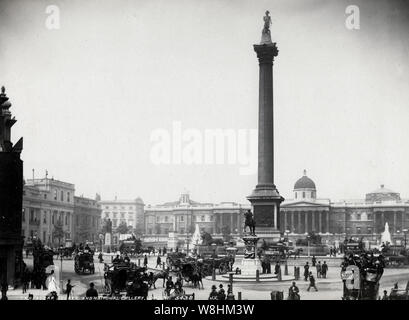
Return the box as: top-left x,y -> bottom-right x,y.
403,229 -> 408,248
60,254 -> 64,295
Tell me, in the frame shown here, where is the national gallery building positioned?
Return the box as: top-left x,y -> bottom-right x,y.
280,171 -> 409,244
142,172 -> 409,246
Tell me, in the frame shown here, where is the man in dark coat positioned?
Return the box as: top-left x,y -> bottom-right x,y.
288,281 -> 300,300
307,272 -> 318,291
156,255 -> 162,268
85,282 -> 98,299
312,255 -> 317,267
304,262 -> 310,281
316,261 -> 322,278
144,254 -> 148,267
208,285 -> 218,300
321,261 -> 328,278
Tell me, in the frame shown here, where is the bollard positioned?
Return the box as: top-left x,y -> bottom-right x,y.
256,269 -> 260,282
238,292 -> 242,300
284,263 -> 288,276
229,273 -> 233,285
278,268 -> 282,281
138,259 -> 140,266
212,269 -> 216,281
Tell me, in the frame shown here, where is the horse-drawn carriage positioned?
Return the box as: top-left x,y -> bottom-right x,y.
178,262 -> 204,289
380,245 -> 409,267
341,253 -> 384,300
199,256 -> 232,276
104,261 -> 148,296
166,252 -> 188,271
31,239 -> 55,289
74,250 -> 95,274
388,281 -> 409,300
58,246 -> 75,259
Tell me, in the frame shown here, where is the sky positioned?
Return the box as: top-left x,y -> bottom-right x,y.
1,0 -> 409,205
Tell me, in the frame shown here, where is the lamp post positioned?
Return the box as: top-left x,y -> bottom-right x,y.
403,229 -> 408,248
60,254 -> 63,294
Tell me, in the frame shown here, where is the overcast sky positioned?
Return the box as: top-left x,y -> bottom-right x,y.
1,0 -> 409,205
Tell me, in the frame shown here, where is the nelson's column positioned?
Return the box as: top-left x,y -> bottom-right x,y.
247,11 -> 284,242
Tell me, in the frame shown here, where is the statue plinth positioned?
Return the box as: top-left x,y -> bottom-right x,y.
240,235 -> 262,275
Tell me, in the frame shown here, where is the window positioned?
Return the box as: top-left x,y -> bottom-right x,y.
295,193 -> 297,199
113,212 -> 118,219
129,206 -> 133,210
368,213 -> 373,220
120,212 -> 125,219
61,190 -> 64,201
105,206 -> 109,209
201,215 -> 205,222
43,211 -> 47,224
29,209 -> 34,222
67,192 -> 70,202
209,216 -> 213,221
180,228 -> 185,234
180,216 -> 184,222
54,190 -> 57,200
302,192 -> 305,198
113,219 -> 118,227
156,216 -> 160,222
165,216 -> 168,222
356,213 -> 361,220
44,193 -> 47,199
356,227 -> 361,234
367,227 -> 372,234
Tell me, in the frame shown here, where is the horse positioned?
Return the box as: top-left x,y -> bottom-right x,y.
287,248 -> 303,260
149,269 -> 170,289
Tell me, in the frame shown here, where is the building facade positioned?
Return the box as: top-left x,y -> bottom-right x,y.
144,192 -> 250,238
100,197 -> 145,232
74,196 -> 102,243
280,170 -> 409,244
23,177 -> 75,246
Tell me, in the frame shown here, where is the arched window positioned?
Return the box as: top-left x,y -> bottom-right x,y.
295,193 -> 297,199
302,192 -> 305,198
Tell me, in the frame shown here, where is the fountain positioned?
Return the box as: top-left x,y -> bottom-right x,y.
381,222 -> 392,245
191,224 -> 202,247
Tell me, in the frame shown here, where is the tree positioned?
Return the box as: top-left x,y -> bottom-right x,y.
53,220 -> 65,245
116,221 -> 130,234
133,226 -> 145,237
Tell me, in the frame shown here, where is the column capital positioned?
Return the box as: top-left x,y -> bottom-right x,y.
254,43 -> 279,64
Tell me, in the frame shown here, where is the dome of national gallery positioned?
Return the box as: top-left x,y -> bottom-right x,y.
293,170 -> 316,200
294,170 -> 316,190
365,184 -> 400,202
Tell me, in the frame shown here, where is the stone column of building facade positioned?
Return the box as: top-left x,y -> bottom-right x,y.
247,16 -> 284,242
0,87 -> 23,296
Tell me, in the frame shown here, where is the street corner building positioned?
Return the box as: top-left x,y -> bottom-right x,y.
0,87 -> 24,291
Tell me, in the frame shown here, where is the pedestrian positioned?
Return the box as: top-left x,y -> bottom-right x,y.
217,284 -> 226,300
66,279 -> 74,300
307,272 -> 318,291
208,285 -> 218,300
316,261 -> 322,278
321,261 -> 328,279
381,290 -> 388,300
165,276 -> 174,296
227,284 -> 235,300
288,281 -> 300,300
312,255 -> 316,267
303,262 -> 309,281
144,254 -> 148,267
85,282 -> 98,299
98,252 -> 103,263
156,255 -> 162,268
274,262 -> 280,275
158,248 -> 162,256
